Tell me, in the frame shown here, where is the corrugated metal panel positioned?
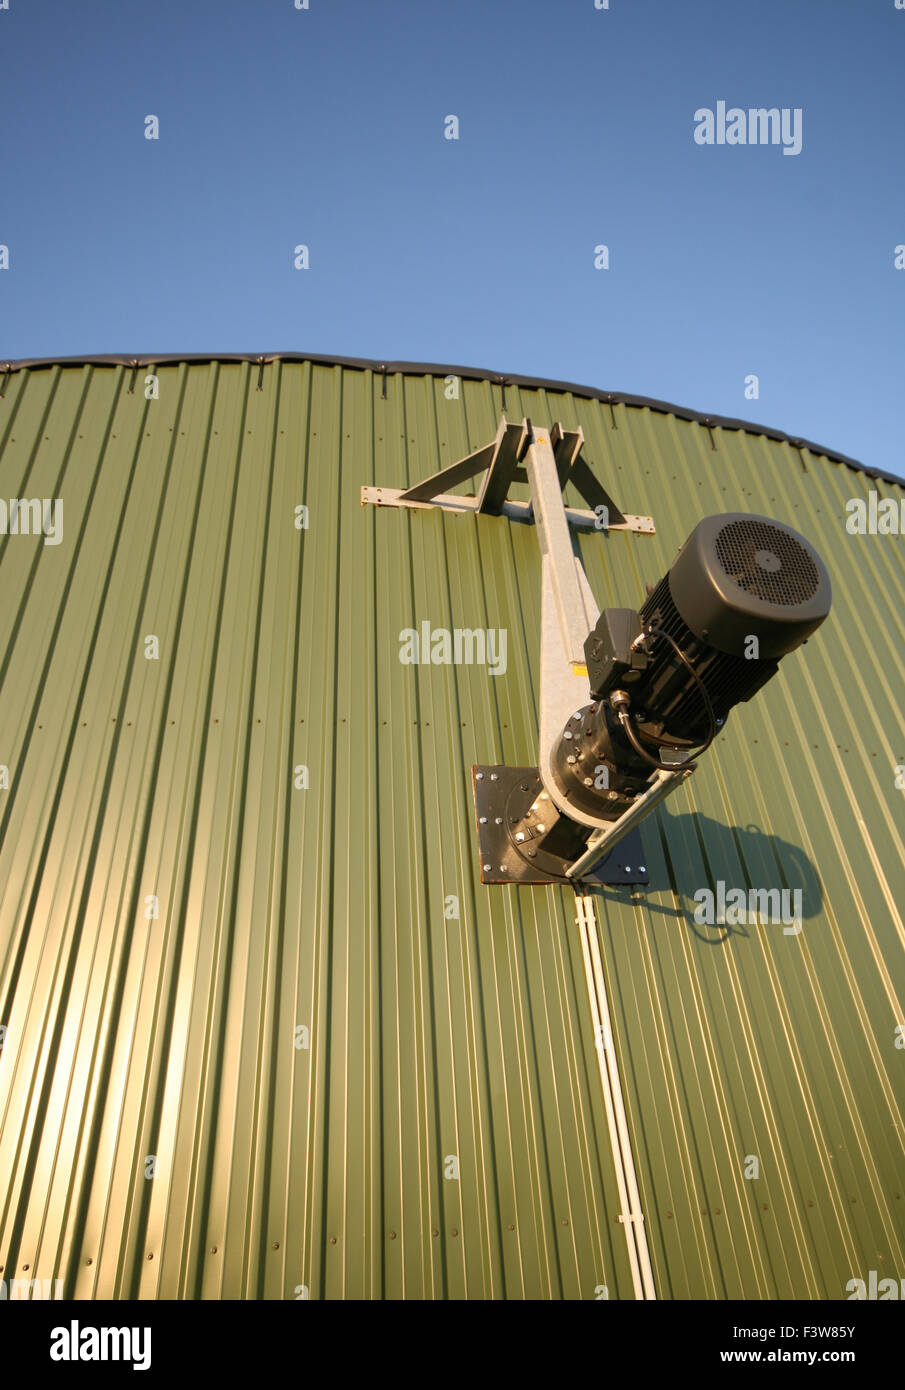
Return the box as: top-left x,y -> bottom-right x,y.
0,358 -> 903,1300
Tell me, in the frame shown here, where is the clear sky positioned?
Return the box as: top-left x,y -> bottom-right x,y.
1,0 -> 902,476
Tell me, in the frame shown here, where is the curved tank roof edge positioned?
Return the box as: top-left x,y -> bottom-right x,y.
2,350 -> 899,487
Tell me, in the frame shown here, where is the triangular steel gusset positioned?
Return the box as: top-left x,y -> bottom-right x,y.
361,414 -> 654,534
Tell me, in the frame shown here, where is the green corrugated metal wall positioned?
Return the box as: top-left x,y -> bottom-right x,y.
0,357 -> 903,1299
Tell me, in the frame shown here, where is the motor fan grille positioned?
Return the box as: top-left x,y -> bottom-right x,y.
714,519 -> 820,606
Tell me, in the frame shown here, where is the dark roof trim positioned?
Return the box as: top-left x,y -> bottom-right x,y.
2,351 -> 899,486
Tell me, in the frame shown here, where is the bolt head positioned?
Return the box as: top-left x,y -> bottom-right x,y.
639,865 -> 647,873
479,816 -> 488,824
499,865 -> 507,873
490,773 -> 499,781
607,790 -> 618,800
536,823 -> 545,833
495,816 -> 503,825
567,754 -> 577,765
583,777 -> 593,787
476,771 -> 484,780
563,730 -> 573,740
515,832 -> 525,842
483,864 -> 492,872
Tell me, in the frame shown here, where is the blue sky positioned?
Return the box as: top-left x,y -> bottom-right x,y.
1,0 -> 902,476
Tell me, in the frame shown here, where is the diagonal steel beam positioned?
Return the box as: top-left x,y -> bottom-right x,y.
475,419 -> 529,513
568,455 -> 627,526
398,417 -> 508,502
524,426 -> 594,667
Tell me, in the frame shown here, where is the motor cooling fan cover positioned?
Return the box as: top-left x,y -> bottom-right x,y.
666,513 -> 832,659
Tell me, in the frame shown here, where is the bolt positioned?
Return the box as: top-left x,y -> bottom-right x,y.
483,864 -> 492,873
479,816 -> 487,824
490,773 -> 499,781
499,865 -> 507,873
515,832 -> 525,842
583,777 -> 593,787
528,850 -> 537,857
476,771 -> 483,780
494,816 -> 502,825
563,730 -> 573,740
607,791 -> 618,800
567,754 -> 577,764
537,823 -> 545,833
639,865 -> 647,872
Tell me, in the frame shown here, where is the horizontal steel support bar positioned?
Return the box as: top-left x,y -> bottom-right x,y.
361,486 -> 655,534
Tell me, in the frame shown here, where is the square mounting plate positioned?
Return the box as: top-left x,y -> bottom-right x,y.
473,766 -> 650,886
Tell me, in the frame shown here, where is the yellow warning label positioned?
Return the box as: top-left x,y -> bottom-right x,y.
572,663 -> 588,677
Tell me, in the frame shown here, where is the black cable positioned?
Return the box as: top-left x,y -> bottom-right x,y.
642,623 -> 719,758
617,708 -> 671,770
